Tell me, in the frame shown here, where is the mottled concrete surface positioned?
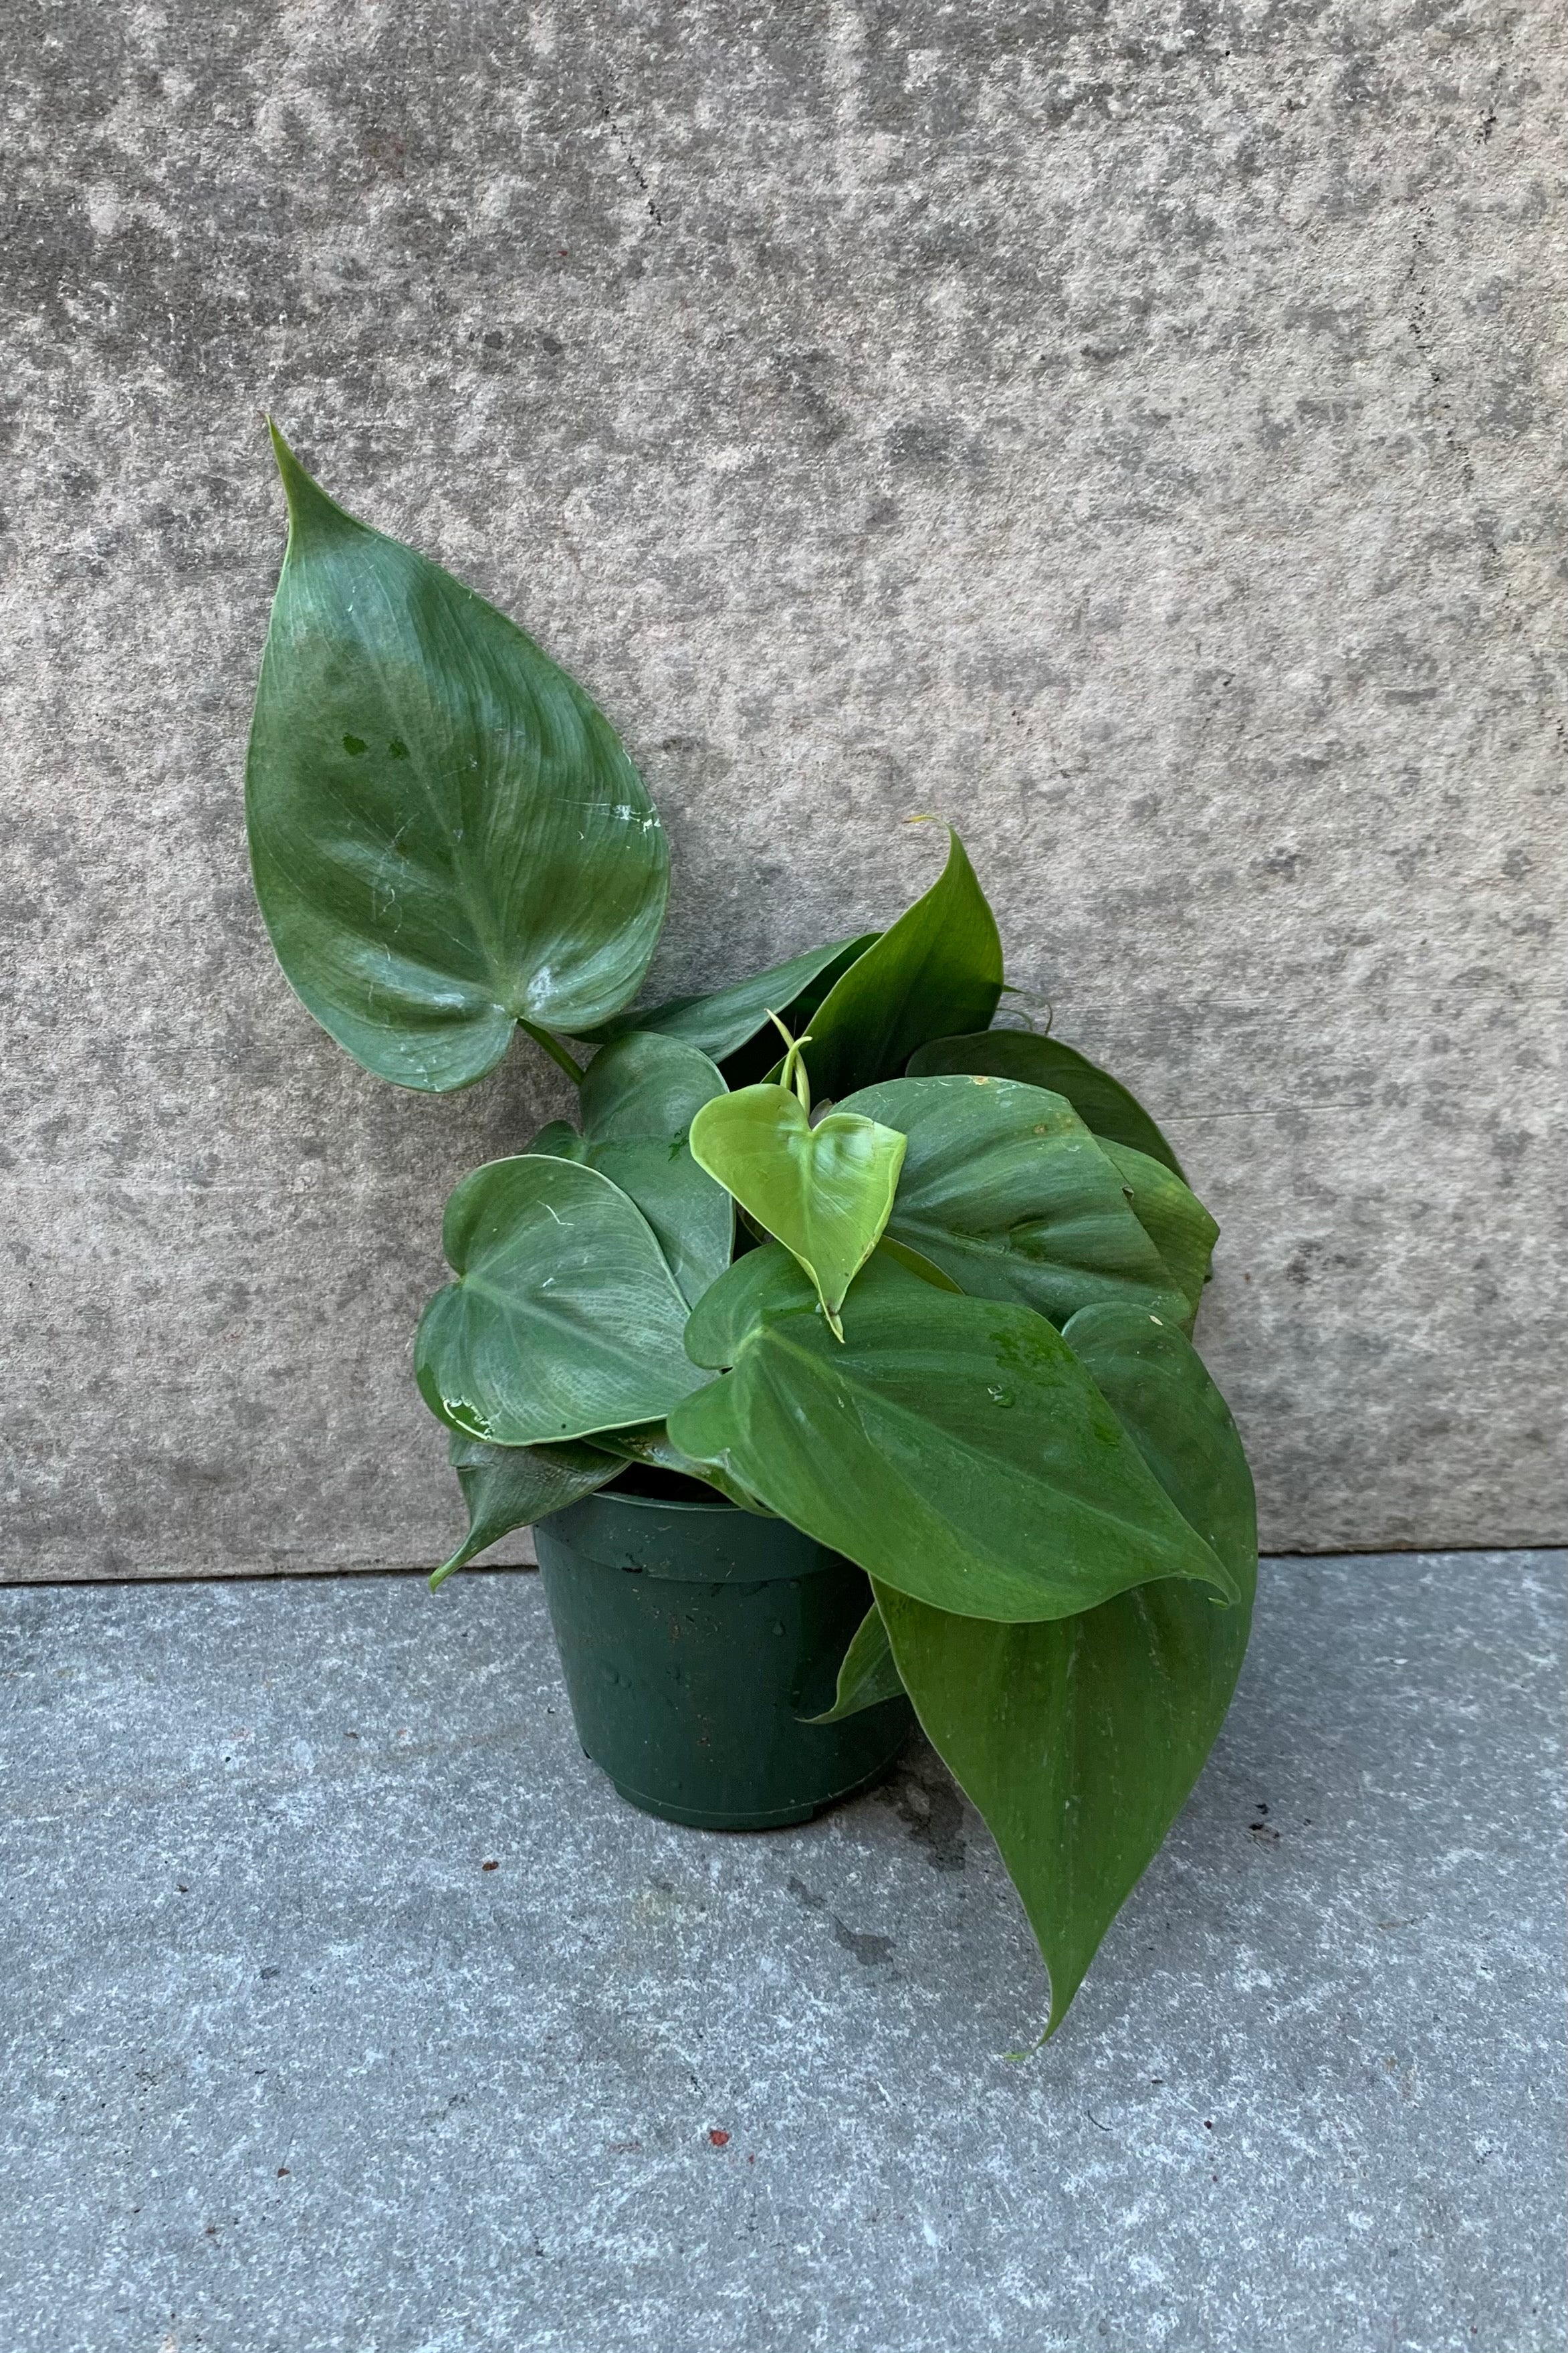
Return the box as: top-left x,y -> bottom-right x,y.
1,2 -> 1563,1575
1,1551 -> 1563,2350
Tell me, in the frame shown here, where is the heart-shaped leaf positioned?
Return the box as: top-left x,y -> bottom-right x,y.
795,829 -> 1004,1100
580,934 -> 875,1065
667,1247 -> 1238,1620
875,1300 -> 1256,2035
688,1085 -> 906,1335
431,1433 -> 621,1589
836,1074 -> 1196,1330
415,1154 -> 707,1445
246,428 -> 667,1092
908,1029 -> 1184,1178
530,1032 -> 732,1307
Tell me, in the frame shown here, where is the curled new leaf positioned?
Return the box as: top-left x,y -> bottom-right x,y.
246,427 -> 667,1092
689,1085 -> 906,1338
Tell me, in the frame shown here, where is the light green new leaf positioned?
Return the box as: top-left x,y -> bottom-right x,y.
530,1032 -> 732,1307
246,427 -> 667,1092
808,1599 -> 908,1722
415,1154 -> 707,1445
580,934 -> 875,1065
431,1433 -> 620,1590
838,1075 -> 1194,1330
875,1301 -> 1256,2036
797,830 -> 1004,1101
908,1030 -> 1185,1179
1101,1142 -> 1218,1324
689,1086 -> 906,1336
668,1248 -> 1237,1621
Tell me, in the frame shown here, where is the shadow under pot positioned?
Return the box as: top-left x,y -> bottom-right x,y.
533,1467 -> 913,1830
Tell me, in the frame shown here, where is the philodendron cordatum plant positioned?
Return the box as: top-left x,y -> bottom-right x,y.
247,427 -> 1256,2036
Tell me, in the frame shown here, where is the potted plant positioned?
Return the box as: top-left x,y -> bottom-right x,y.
247,429 -> 1256,2037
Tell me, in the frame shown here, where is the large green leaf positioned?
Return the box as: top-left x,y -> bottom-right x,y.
580,934 -> 875,1065
796,830 -> 1004,1101
837,1075 -> 1193,1330
530,1032 -> 731,1307
875,1302 -> 1256,2035
670,1248 -> 1238,1621
908,1030 -> 1184,1178
431,1434 -> 620,1590
246,427 -> 667,1092
415,1154 -> 706,1444
1100,1142 -> 1217,1324
689,1085 -> 906,1336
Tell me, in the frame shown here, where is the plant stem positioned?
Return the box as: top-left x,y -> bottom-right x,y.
519,1019 -> 586,1083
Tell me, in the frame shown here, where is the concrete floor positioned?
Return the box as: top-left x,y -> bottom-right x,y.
1,1552 -> 1563,2353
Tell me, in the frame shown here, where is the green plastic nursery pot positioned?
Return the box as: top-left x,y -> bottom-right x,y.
533,1469 -> 913,1829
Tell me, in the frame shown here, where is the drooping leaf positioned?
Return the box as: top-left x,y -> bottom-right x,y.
528,1032 -> 732,1307
580,934 -> 875,1065
415,1154 -> 707,1445
807,1599 -> 908,1722
837,1075 -> 1192,1330
795,830 -> 1004,1101
689,1085 -> 906,1336
875,1302 -> 1256,2035
668,1249 -> 1238,1622
1100,1142 -> 1218,1326
908,1030 -> 1184,1178
431,1433 -> 620,1590
246,427 -> 667,1092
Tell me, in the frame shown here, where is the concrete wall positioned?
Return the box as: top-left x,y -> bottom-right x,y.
3,0 -> 1561,1580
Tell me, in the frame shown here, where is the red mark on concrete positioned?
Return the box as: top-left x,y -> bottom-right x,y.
707,2129 -> 730,2148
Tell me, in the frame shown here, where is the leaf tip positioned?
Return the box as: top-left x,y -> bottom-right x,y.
265,417 -> 358,538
